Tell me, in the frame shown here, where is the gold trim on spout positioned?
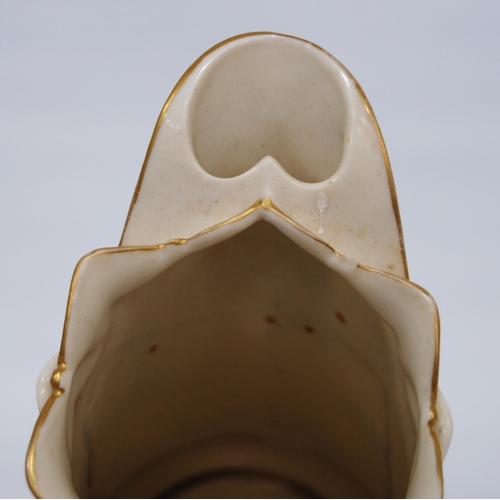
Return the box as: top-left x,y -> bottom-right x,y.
117,32 -> 408,280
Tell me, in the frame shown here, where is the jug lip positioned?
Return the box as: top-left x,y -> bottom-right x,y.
118,31 -> 409,279
26,197 -> 442,499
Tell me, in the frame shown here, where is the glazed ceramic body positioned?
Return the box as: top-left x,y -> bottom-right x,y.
27,33 -> 452,498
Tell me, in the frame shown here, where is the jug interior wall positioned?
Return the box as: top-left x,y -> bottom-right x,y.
69,221 -> 417,498
189,36 -> 347,183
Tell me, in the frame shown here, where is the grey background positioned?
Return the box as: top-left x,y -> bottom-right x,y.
1,1 -> 499,497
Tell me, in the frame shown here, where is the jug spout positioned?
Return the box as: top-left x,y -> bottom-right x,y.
27,33 -> 451,499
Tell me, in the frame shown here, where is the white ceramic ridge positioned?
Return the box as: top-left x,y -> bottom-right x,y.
27,33 -> 451,499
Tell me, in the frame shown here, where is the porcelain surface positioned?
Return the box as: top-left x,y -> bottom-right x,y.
27,33 -> 451,498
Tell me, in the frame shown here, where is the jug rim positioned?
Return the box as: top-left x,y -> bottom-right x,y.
26,197 -> 442,498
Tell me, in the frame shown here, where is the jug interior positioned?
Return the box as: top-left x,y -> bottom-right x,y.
69,221 -> 417,498
189,37 -> 347,183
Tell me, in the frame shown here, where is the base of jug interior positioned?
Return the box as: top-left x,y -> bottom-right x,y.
108,435 -> 369,499
156,468 -> 318,499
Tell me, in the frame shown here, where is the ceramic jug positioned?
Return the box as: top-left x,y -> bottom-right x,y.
27,33 -> 452,498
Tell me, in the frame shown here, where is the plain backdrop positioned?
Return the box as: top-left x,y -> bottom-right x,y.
1,1 -> 499,497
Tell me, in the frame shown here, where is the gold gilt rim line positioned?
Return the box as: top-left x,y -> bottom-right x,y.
25,363 -> 66,499
118,32 -> 409,280
353,82 -> 409,279
28,197 -> 440,498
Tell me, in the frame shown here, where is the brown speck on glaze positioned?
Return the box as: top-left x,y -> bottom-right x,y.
304,325 -> 314,334
266,316 -> 277,324
335,311 -> 346,324
148,344 -> 159,354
